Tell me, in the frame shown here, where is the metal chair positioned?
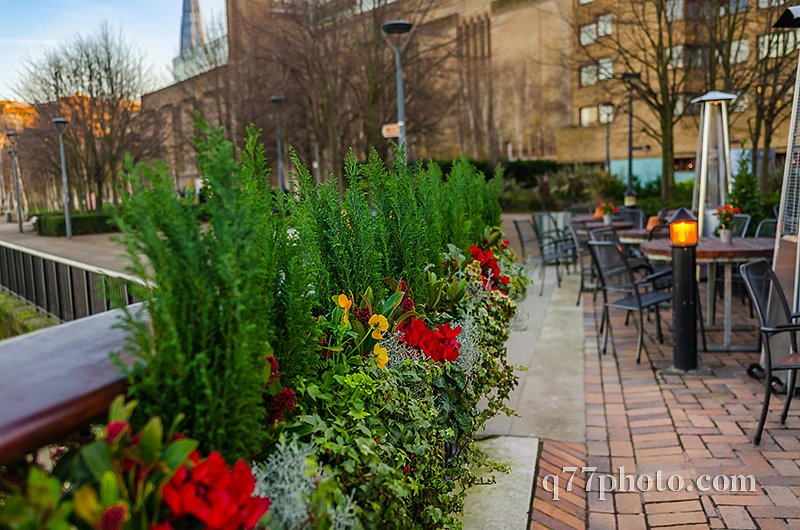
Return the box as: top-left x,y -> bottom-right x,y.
514,219 -> 570,296
739,259 -> 800,445
755,219 -> 778,238
647,223 -> 670,240
730,213 -> 751,237
588,240 -> 671,363
568,223 -> 598,305
618,206 -> 645,229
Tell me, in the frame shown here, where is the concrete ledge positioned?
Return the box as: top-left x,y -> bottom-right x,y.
462,435 -> 539,530
0,291 -> 57,338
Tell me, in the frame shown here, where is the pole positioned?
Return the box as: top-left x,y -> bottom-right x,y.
9,148 -> 22,234
672,244 -> 698,371
394,46 -> 407,162
627,86 -> 634,193
58,131 -> 72,239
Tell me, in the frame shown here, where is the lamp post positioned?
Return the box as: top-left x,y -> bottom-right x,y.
270,95 -> 287,193
599,102 -> 614,172
621,72 -> 641,206
5,131 -> 23,234
382,19 -> 414,162
53,117 -> 72,239
669,208 -> 699,371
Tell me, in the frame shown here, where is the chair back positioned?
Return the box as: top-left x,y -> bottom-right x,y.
565,206 -> 591,216
648,224 -> 669,241
730,213 -> 751,237
533,212 -> 562,239
618,206 -> 645,229
589,227 -> 620,244
740,259 -> 797,354
755,219 -> 777,238
513,219 -> 538,259
588,240 -> 636,294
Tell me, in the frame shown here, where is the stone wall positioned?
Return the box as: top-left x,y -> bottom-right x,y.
0,292 -> 57,340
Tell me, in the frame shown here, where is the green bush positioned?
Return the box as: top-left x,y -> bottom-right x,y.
34,211 -> 118,236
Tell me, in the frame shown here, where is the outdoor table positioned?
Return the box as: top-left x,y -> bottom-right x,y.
575,220 -> 635,231
640,237 -> 774,351
618,228 -> 668,245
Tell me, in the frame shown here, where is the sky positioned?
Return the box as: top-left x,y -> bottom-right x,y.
0,0 -> 227,100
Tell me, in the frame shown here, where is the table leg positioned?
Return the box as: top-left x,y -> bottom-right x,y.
707,262 -> 717,327
723,263 -> 732,348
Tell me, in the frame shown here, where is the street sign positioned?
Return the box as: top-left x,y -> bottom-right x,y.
381,122 -> 400,139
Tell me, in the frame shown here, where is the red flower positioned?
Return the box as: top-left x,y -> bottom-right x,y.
265,356 -> 280,386
162,452 -> 270,530
352,306 -> 372,325
267,387 -> 296,423
470,245 -> 505,291
400,317 -> 461,363
106,421 -> 128,443
100,504 -> 128,530
151,523 -> 172,530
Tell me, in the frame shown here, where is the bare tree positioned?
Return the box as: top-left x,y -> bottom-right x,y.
575,0 -> 705,200
16,23 -> 155,210
746,4 -> 799,194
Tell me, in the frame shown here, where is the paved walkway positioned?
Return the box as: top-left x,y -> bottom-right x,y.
0,221 -> 128,274
530,284 -> 800,529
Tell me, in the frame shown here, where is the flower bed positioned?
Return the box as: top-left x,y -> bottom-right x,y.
0,124 -> 529,530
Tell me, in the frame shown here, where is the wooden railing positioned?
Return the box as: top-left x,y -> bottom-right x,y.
0,305 -> 142,465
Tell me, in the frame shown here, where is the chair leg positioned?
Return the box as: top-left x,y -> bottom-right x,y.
781,369 -> 797,425
555,261 -> 563,287
601,307 -> 610,355
755,372 -> 773,445
655,306 -> 664,343
636,309 -> 645,363
577,272 -> 584,306
538,262 -> 545,296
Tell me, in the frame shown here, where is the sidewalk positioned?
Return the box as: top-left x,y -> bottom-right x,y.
0,221 -> 128,274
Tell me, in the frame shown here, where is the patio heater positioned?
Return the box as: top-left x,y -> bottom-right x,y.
768,7 -> 800,384
690,91 -> 737,237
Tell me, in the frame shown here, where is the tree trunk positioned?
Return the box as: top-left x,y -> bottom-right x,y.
661,114 -> 675,201
761,121 -> 774,191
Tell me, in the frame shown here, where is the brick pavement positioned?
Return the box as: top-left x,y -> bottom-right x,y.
530,286 -> 800,529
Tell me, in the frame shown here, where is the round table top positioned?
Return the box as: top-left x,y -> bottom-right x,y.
570,214 -> 599,224
641,237 -> 774,262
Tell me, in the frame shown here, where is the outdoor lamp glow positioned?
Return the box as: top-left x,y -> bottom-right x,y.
669,208 -> 698,247
624,188 -> 637,207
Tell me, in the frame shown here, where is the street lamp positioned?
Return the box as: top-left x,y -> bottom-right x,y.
5,131 -> 23,233
599,102 -> 614,172
270,95 -> 288,193
669,208 -> 699,371
621,72 -> 641,206
53,117 -> 72,239
382,19 -> 414,162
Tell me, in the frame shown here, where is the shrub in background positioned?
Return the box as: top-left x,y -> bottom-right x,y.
34,211 -> 118,236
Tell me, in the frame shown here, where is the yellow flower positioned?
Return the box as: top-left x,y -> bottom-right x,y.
374,343 -> 388,369
337,294 -> 352,325
369,314 -> 389,340
369,314 -> 389,332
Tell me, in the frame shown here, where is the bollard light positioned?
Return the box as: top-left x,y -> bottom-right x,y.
669,207 -> 699,371
669,208 -> 698,247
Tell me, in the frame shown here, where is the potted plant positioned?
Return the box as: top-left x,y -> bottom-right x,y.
716,204 -> 740,244
600,202 -> 618,225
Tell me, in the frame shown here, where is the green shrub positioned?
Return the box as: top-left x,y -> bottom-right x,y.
34,212 -> 117,236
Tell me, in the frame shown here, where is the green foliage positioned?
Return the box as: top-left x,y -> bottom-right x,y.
730,151 -> 766,235
114,122 -> 319,460
0,396 -> 198,530
34,212 -> 118,236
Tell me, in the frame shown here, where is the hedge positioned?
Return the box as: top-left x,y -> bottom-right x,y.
34,212 -> 118,237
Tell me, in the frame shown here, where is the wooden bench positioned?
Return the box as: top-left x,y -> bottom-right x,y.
0,306 -> 140,465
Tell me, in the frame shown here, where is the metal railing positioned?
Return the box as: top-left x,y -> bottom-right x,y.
0,240 -> 145,322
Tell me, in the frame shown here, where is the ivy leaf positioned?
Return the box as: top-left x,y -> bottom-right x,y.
80,442 -> 114,483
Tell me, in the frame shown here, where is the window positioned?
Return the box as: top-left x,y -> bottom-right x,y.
580,106 -> 599,127
598,58 -> 614,80
759,0 -> 786,7
597,14 -> 613,37
758,30 -> 800,60
686,46 -> 711,68
580,64 -> 599,86
580,23 -> 597,45
730,39 -> 750,63
669,45 -> 685,68
731,94 -> 749,112
728,0 -> 748,12
579,0 -> 594,4
599,104 -> 614,124
666,0 -> 684,21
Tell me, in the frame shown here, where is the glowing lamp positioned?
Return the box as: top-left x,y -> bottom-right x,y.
669,208 -> 698,247
624,188 -> 638,207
